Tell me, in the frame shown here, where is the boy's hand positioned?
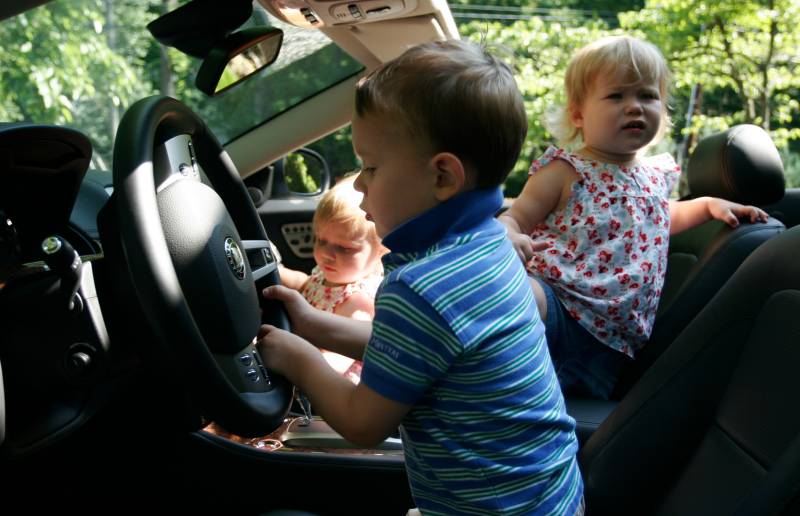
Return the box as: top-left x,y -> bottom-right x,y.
262,285 -> 316,336
708,198 -> 769,228
257,324 -> 315,380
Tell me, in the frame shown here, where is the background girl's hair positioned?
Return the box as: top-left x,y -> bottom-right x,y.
312,175 -> 380,243
546,35 -> 672,148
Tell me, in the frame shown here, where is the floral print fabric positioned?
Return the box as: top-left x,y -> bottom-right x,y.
526,146 -> 680,357
300,265 -> 383,314
299,266 -> 383,383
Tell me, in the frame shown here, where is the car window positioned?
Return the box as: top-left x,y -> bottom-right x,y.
0,1 -> 363,171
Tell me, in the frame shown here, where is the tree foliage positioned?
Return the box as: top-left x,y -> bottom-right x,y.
461,17 -> 614,195
0,0 -> 196,169
460,0 -> 800,196
284,152 -> 321,193
622,0 -> 800,147
0,0 -> 798,195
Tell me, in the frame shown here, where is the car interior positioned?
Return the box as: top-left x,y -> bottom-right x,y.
581,223 -> 800,516
1,0 -> 799,514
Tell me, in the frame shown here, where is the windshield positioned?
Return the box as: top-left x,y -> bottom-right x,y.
0,1 -> 363,170
1,0 -> 798,194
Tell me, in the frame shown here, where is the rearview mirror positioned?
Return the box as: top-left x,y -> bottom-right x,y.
196,27 -> 283,96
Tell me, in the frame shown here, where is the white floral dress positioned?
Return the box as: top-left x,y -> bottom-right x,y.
526,146 -> 680,357
300,266 -> 383,313
299,266 -> 383,382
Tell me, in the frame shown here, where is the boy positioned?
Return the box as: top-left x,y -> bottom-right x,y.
259,40 -> 583,515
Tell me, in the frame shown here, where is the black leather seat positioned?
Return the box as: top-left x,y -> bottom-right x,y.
579,223 -> 800,515
613,124 -> 786,397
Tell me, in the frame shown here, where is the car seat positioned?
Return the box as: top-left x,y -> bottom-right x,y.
613,124 -> 786,397
579,223 -> 800,516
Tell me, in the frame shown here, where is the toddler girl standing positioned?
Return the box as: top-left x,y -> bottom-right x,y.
500,35 -> 767,399
280,175 -> 386,383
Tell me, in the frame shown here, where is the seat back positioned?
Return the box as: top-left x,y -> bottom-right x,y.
613,124 -> 786,396
579,224 -> 800,516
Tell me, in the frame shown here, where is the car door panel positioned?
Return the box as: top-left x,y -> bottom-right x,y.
257,197 -> 318,274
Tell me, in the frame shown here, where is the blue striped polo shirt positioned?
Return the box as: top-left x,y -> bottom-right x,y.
361,187 -> 582,515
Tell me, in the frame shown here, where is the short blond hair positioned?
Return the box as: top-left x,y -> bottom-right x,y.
547,35 -> 671,147
313,175 -> 381,245
355,40 -> 526,188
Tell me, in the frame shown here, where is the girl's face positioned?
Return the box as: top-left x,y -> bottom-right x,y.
313,221 -> 382,285
571,68 -> 664,164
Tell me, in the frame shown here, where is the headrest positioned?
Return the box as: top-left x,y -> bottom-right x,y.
0,123 -> 92,257
687,124 -> 785,205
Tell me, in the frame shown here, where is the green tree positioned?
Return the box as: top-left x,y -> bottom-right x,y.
621,0 -> 800,147
284,152 -> 321,193
0,0 -> 168,168
461,17 -> 614,196
0,0 -> 206,169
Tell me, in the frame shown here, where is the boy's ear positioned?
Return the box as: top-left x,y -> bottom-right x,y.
430,152 -> 466,202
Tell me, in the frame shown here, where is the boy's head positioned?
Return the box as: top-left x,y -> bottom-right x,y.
354,39 -> 527,189
351,40 -> 526,238
548,35 -> 671,146
313,175 -> 385,284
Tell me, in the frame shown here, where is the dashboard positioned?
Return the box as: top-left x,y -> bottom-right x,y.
0,130 -> 215,292
0,124 -> 92,291
0,125 -> 237,454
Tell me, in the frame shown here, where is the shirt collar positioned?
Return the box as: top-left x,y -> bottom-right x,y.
381,187 -> 503,255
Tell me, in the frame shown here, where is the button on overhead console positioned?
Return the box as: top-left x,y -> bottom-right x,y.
328,0 -> 414,24
348,4 -> 362,18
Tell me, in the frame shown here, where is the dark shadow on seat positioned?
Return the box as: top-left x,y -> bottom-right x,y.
579,224 -> 800,515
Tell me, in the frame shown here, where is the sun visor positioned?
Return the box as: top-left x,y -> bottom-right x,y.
147,0 -> 253,58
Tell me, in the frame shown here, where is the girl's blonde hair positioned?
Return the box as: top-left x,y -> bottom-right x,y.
546,35 -> 671,147
313,174 -> 381,246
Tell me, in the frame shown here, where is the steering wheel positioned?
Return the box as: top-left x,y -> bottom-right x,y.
112,95 -> 293,436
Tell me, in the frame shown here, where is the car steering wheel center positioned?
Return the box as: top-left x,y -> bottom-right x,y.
224,237 -> 246,280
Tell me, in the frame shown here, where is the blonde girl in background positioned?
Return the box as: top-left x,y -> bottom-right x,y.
280,174 -> 386,383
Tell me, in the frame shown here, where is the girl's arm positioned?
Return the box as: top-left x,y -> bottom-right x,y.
334,291 -> 375,322
278,264 -> 310,291
669,197 -> 769,235
498,160 -> 580,260
257,325 -> 410,447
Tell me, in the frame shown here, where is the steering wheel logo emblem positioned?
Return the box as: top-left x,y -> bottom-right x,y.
224,237 -> 246,280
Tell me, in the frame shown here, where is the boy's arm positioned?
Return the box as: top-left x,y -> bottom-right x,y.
278,264 -> 309,291
498,160 -> 579,261
669,197 -> 769,235
257,326 -> 409,447
263,285 -> 371,360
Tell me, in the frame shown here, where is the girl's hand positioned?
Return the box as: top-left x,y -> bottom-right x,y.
509,232 -> 549,262
708,199 -> 769,228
